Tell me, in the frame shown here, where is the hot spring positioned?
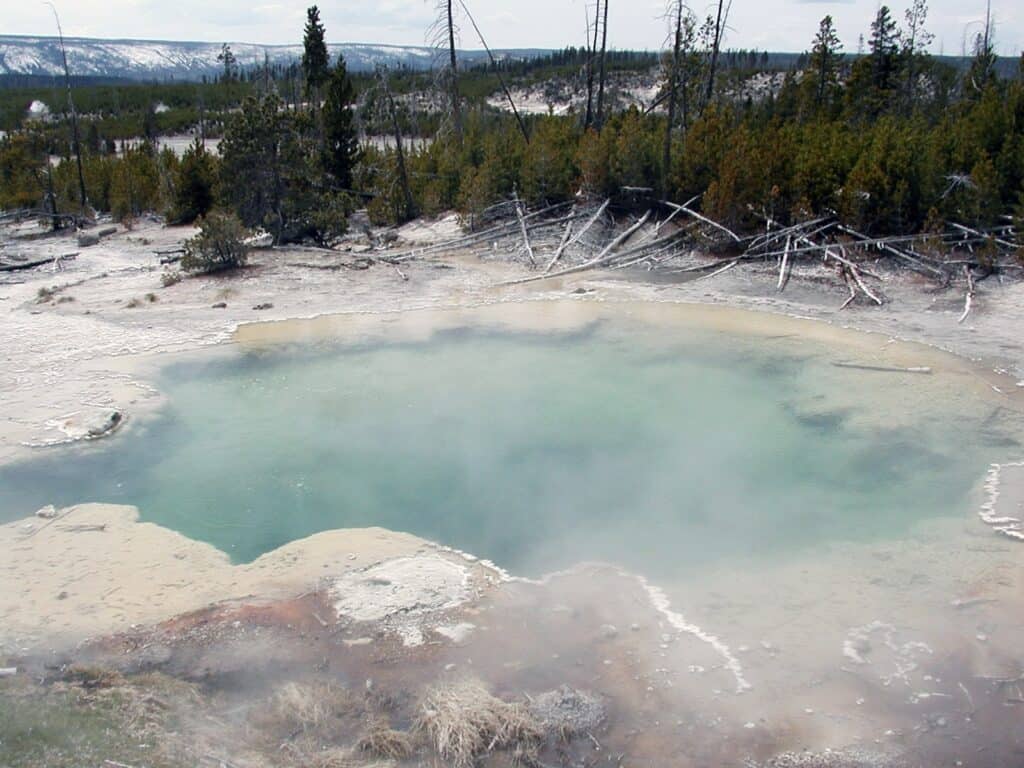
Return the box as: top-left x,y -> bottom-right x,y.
1,301 -> 1017,579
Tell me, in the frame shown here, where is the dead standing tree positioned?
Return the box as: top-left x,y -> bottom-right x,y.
375,69 -> 417,222
660,0 -> 694,195
429,0 -> 462,138
700,0 -> 730,112
457,0 -> 529,142
583,0 -> 601,128
595,0 -> 610,129
46,2 -> 88,214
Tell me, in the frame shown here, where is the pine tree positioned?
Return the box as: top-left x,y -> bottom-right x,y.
809,15 -> 842,107
301,6 -> 330,103
868,6 -> 900,94
901,0 -> 933,111
322,54 -> 359,190
217,44 -> 238,83
965,25 -> 997,96
171,138 -> 216,223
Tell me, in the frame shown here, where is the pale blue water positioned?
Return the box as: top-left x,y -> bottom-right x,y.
0,320 -> 1011,576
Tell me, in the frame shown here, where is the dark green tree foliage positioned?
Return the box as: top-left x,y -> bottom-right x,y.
868,6 -> 901,93
0,133 -> 47,209
219,94 -> 349,244
182,212 -> 250,273
808,16 -> 842,109
171,138 -> 217,223
219,94 -> 288,237
901,0 -> 933,110
217,44 -> 238,83
322,54 -> 359,189
965,28 -> 998,97
301,6 -> 330,100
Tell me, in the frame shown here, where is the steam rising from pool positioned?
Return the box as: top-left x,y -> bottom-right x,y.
0,314 -> 1016,577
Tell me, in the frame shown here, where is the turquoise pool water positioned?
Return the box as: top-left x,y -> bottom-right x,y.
0,315 -> 1012,576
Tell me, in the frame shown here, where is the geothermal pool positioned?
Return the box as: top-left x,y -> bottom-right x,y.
0,303 -> 1016,576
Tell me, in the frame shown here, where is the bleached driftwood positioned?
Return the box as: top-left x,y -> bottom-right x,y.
777,235 -> 791,292
543,199 -> 609,274
0,253 -> 76,272
839,268 -> 858,310
661,199 -> 742,242
503,211 -> 671,286
695,259 -> 738,282
833,362 -> 932,374
958,265 -> 975,324
512,190 -> 535,267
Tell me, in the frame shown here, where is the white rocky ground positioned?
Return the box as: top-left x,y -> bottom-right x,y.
2,212 -> 1024,763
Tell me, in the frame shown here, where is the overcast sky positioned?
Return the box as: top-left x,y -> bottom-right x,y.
8,0 -> 1022,57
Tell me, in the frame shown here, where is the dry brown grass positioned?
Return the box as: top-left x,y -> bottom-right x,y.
306,745 -> 397,768
355,718 -> 414,760
61,665 -> 125,691
414,678 -> 542,768
249,680 -> 356,741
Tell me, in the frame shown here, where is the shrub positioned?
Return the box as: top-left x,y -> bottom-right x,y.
181,212 -> 250,274
160,270 -> 182,287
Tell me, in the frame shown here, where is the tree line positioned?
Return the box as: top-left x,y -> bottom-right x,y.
1,1 -> 1022,250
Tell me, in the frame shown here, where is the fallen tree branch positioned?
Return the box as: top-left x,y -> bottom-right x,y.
777,235 -> 791,292
543,199 -> 609,274
502,211 -> 668,285
958,265 -> 975,324
660,199 -> 741,242
833,362 -> 932,374
695,258 -> 738,282
0,253 -> 76,272
512,189 -> 535,267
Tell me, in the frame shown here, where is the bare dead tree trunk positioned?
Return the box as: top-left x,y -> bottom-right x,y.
381,74 -> 416,222
584,0 -> 600,129
457,0 -> 529,142
45,163 -> 60,231
661,1 -> 683,196
447,0 -> 462,137
703,0 -> 727,107
48,3 -> 87,214
595,0 -> 610,129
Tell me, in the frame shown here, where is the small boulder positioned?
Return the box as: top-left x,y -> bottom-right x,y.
529,685 -> 605,738
35,504 -> 57,519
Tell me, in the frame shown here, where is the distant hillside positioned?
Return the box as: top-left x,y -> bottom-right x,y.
0,35 -> 549,81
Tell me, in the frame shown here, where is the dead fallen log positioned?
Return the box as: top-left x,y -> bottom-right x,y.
385,201 -> 575,261
958,265 -> 975,324
833,362 -> 932,374
835,224 -> 947,279
0,253 -> 75,272
543,199 -> 609,274
748,217 -> 832,256
660,199 -> 742,242
512,190 -> 536,267
546,216 -> 575,273
695,259 -> 738,282
503,211 -> 679,286
777,235 -> 791,292
949,221 -> 1020,251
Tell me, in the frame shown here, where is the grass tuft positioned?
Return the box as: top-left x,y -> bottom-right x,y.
414,678 -> 542,768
